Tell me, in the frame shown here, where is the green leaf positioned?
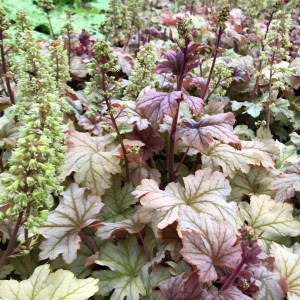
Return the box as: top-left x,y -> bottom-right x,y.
93,235 -> 147,300
239,195 -> 300,250
140,265 -> 171,300
231,99 -> 263,118
228,166 -> 277,202
39,183 -> 103,263
100,176 -> 137,222
134,168 -> 237,229
0,264 -> 99,299
275,141 -> 299,171
271,97 -> 294,120
62,131 -> 122,196
234,125 -> 255,140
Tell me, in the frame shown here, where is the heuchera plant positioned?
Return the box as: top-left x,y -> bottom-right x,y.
0,0 -> 300,299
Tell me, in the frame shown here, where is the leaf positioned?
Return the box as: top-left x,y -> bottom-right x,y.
94,235 -> 147,300
179,213 -> 242,283
0,264 -> 99,300
228,166 -> 277,202
202,140 -> 262,178
240,138 -> 280,169
115,99 -> 150,131
271,242 -> 300,299
140,265 -> 171,300
133,168 -> 237,229
137,90 -> 203,127
271,98 -> 294,120
39,183 -> 103,263
100,176 -> 137,222
234,125 -> 255,140
204,286 -> 252,300
157,222 -> 182,261
126,125 -> 165,161
290,132 -> 300,146
231,100 -> 263,118
96,213 -> 144,239
239,195 -> 300,250
62,131 -> 122,196
269,162 -> 300,202
70,56 -> 88,79
275,141 -> 298,171
113,47 -> 134,76
127,162 -> 161,186
0,121 -> 23,149
176,112 -> 239,152
160,272 -> 207,300
250,265 -> 284,300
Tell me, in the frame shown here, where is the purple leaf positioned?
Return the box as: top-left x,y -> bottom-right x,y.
137,90 -> 203,127
160,272 -> 207,300
126,125 -> 165,161
176,112 -> 240,152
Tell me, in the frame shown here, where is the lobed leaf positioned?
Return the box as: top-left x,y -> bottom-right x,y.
239,195 -> 300,250
179,210 -> 242,283
269,162 -> 300,202
137,90 -> 203,127
271,243 -> 300,299
133,168 -> 237,229
0,264 -> 99,299
176,112 -> 239,152
94,235 -> 147,300
39,183 -> 103,263
61,131 -> 122,196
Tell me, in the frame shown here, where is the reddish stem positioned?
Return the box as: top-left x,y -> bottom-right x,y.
168,42 -> 188,183
0,211 -> 24,270
200,26 -> 222,100
138,231 -> 150,261
173,147 -> 189,177
219,255 -> 249,294
79,230 -> 98,252
249,11 -> 274,102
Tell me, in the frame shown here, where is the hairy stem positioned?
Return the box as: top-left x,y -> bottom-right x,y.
102,70 -> 130,182
0,211 -> 24,270
0,29 -> 15,105
219,255 -> 249,293
168,43 -> 188,183
266,51 -> 275,130
47,14 -> 55,39
24,206 -> 31,278
200,26 -> 222,100
249,11 -> 274,103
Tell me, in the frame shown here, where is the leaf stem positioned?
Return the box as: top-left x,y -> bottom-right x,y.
79,230 -> 98,252
200,26 -> 222,100
173,147 -> 189,177
138,230 -> 150,262
0,211 -> 24,270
